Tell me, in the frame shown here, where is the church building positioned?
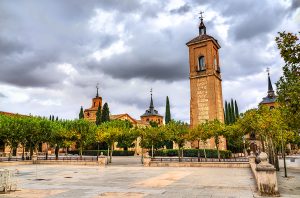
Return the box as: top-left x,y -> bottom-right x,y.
140,90 -> 163,125
84,85 -> 102,122
259,69 -> 277,109
186,14 -> 226,150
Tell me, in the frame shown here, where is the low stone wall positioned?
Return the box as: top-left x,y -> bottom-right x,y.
0,161 -> 32,166
148,161 -> 250,168
0,155 -> 107,167
249,152 -> 279,196
34,160 -> 99,166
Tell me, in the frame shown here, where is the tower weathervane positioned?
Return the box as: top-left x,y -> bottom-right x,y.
199,11 -> 204,20
266,67 -> 270,76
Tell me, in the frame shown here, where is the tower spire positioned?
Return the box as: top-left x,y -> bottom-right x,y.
266,68 -> 275,98
149,88 -> 154,109
96,83 -> 99,98
199,11 -> 206,35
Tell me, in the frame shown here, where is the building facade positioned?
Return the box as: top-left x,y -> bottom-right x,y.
186,16 -> 226,150
84,87 -> 102,122
259,70 -> 277,108
140,91 -> 163,126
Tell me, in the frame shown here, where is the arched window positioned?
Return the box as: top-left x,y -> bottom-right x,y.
197,56 -> 205,71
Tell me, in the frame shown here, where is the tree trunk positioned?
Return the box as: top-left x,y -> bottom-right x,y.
29,143 -> 33,160
217,145 -> 220,161
80,142 -> 83,159
110,144 -> 113,163
151,144 -> 154,158
22,143 -> 25,160
203,142 -> 207,161
178,147 -> 181,162
107,146 -> 110,164
261,136 -> 265,152
12,147 -> 17,156
268,138 -> 274,165
197,140 -> 200,162
141,146 -> 144,164
55,145 -> 59,160
274,149 -> 280,171
45,143 -> 48,160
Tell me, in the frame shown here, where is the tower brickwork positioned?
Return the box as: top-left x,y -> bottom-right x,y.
186,15 -> 226,150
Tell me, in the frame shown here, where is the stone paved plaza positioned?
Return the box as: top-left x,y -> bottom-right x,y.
0,157 -> 299,198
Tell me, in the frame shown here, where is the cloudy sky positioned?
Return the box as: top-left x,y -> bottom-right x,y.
0,0 -> 299,122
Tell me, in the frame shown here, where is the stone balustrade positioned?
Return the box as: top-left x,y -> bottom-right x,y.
0,169 -> 17,193
249,152 -> 279,196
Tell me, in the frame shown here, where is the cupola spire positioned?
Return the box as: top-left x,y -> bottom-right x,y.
149,88 -> 154,109
96,83 -> 99,98
199,11 -> 206,35
266,68 -> 275,98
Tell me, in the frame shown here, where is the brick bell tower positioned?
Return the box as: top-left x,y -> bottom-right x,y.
186,13 -> 226,150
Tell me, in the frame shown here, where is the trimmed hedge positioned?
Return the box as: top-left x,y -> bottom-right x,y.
154,149 -> 232,159
68,150 -> 135,156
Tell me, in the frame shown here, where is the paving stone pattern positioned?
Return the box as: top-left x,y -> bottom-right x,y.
0,157 -> 261,198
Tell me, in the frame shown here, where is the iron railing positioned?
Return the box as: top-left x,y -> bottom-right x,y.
151,157 -> 249,163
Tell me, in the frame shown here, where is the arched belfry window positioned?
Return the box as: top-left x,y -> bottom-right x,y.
197,56 -> 205,71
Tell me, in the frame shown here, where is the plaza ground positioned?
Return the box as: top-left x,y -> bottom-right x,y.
0,156 -> 299,198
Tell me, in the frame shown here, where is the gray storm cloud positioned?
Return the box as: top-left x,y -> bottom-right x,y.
0,0 -> 299,121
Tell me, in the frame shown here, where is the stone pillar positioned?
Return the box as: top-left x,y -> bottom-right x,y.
32,153 -> 38,164
97,152 -> 107,166
143,152 -> 151,167
255,152 -> 279,196
248,151 -> 256,164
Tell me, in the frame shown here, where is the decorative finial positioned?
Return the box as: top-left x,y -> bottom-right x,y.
266,67 -> 270,76
150,88 -> 153,96
199,11 -> 204,21
96,83 -> 99,97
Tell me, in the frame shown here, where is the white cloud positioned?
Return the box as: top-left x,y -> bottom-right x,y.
91,40 -> 130,61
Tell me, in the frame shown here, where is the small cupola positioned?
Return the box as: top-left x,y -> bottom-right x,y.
199,11 -> 206,35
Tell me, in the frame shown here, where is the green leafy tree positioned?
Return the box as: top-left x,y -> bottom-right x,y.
79,106 -> 84,119
69,119 -> 96,158
275,32 -> 300,131
165,120 -> 189,161
101,103 -> 110,122
189,122 -> 212,160
96,120 -> 129,163
202,119 -> 225,161
224,101 -> 229,125
165,96 -> 171,124
140,126 -> 166,157
95,105 -> 102,126
230,99 -> 235,123
234,100 -> 239,118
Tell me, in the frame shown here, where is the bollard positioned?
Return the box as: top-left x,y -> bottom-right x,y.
143,152 -> 151,167
255,152 -> 279,196
98,152 -> 107,166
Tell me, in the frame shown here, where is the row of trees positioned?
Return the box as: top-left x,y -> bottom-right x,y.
0,105 -> 298,166
224,99 -> 239,125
